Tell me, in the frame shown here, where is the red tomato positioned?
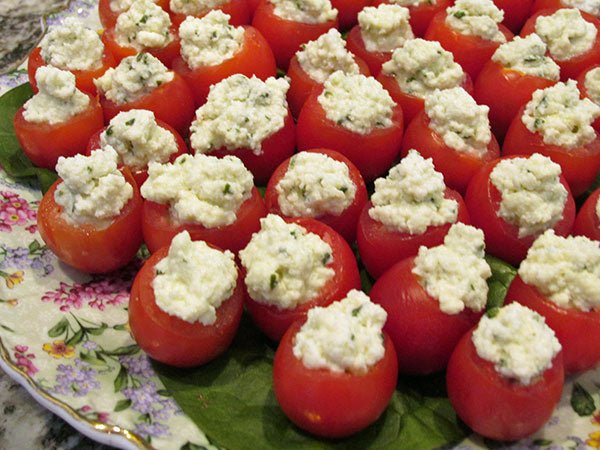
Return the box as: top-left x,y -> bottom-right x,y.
357,191 -> 471,279
273,320 -> 398,438
573,188 -> 600,240
247,0 -> 260,17
99,0 -> 171,29
245,217 -> 361,341
345,26 -> 392,77
493,0 -> 534,33
401,110 -> 501,194
264,148 -> 368,242
372,0 -> 453,37
465,156 -> 576,265
128,243 -> 244,367
447,328 -> 564,441
530,0 -> 588,19
330,0 -> 370,30
577,64 -> 600,134
170,0 -> 250,28
14,94 -> 104,170
101,27 -> 181,68
37,167 -> 143,273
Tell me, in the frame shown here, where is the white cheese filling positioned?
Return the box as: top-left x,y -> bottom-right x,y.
472,303 -> 561,385
585,67 -> 600,105
369,150 -> 458,234
190,75 -> 289,155
140,154 -> 254,228
152,231 -> 237,325
110,0 -> 160,12
239,214 -> 335,309
519,230 -> 600,311
169,0 -> 228,15
388,0 -> 436,6
446,0 -> 505,43
491,34 -> 560,81
562,0 -> 600,16
412,223 -> 491,315
115,0 -> 173,51
535,8 -> 597,61
358,4 -> 414,54
270,0 -> 337,24
292,290 -> 387,374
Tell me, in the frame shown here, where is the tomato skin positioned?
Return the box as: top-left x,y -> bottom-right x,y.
99,0 -> 171,29
172,26 -> 276,107
372,0 -> 453,37
447,328 -> 564,441
101,27 -> 181,68
264,148 -> 368,242
330,0 -> 371,30
401,110 -> 500,195
577,64 -> 600,134
357,191 -> 471,279
493,0 -> 534,33
273,320 -> 398,438
245,218 -> 361,341
573,188 -> 600,240
170,0 -> 250,28
37,168 -> 143,274
345,26 -> 391,78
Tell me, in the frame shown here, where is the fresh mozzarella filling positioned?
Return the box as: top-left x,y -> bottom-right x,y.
270,0 -> 337,24
585,67 -> 600,105
388,0 -> 436,6
152,231 -> 237,325
491,34 -> 560,81
412,223 -> 491,315
535,8 -> 597,61
179,11 -> 244,69
522,80 -> 600,148
169,0 -> 228,15
519,230 -> 600,311
317,71 -> 395,135
275,152 -> 356,217
54,147 -> 133,225
490,154 -> 568,238
358,5 -> 414,53
472,303 -> 561,385
369,150 -> 458,234
292,290 -> 387,373
100,109 -> 178,170
23,67 -> 89,125
190,75 -> 289,155
296,29 -> 359,84
115,0 -> 173,51
562,0 -> 600,16
140,153 -> 253,228
94,53 -> 174,105
239,214 -> 335,309
381,38 -> 465,99
39,18 -> 104,71
446,0 -> 505,42
424,87 -> 491,157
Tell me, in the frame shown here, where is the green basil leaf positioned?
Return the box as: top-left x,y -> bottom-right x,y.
484,255 -> 517,313
571,383 -> 596,416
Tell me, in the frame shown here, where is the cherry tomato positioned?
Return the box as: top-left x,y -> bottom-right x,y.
98,0 -> 171,29
493,0 -> 534,33
530,0 -> 589,19
577,64 -> 600,134
573,188 -> 600,240
101,27 -> 181,68
170,0 -> 250,28
330,0 -> 371,30
345,26 -> 391,77
246,0 -> 260,18
372,0 -> 453,37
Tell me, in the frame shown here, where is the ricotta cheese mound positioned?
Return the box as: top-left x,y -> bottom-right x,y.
562,0 -> 600,16
491,34 -> 560,81
490,154 -> 568,238
522,80 -> 600,148
381,38 -> 465,99
100,109 -> 178,170
518,230 -> 600,311
388,0 -> 436,6
190,74 -> 289,155
179,11 -> 244,69
358,4 -> 414,53
472,303 -> 562,385
292,290 -> 387,373
296,29 -> 359,84
23,67 -> 89,125
239,214 -> 335,309
169,0 -> 228,15
535,8 -> 597,61
94,53 -> 174,105
317,71 -> 395,135
152,231 -> 237,325
110,0 -> 159,12
54,147 -> 133,225
275,152 -> 357,217
115,0 -> 173,51
39,18 -> 104,71
270,0 -> 338,24
369,150 -> 458,234
424,87 -> 491,157
585,66 -> 600,105
140,153 -> 253,227
446,0 -> 506,42
412,223 -> 492,315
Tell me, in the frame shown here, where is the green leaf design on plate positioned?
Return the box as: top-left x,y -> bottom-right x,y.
571,382 -> 596,416
47,317 -> 69,338
114,398 -> 133,412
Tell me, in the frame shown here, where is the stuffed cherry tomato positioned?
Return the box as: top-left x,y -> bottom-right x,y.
372,0 -> 453,37
330,0 -> 370,30
573,187 -> 600,240
530,0 -> 600,24
170,0 -> 250,28
99,0 -> 170,29
493,0 -> 534,33
577,65 -> 600,133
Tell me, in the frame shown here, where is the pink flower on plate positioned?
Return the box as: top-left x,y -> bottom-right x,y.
42,276 -> 131,312
0,192 -> 37,232
13,345 -> 39,377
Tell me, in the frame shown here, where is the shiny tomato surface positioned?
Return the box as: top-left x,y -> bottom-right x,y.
573,188 -> 600,240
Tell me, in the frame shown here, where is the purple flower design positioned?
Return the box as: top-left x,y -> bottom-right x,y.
122,381 -> 178,421
13,345 -> 39,377
42,276 -> 131,312
133,421 -> 170,439
119,354 -> 154,379
0,244 -> 54,276
82,341 -> 98,351
52,359 -> 101,397
0,191 -> 36,232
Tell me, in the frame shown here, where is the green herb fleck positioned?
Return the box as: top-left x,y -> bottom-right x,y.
321,253 -> 331,265
269,274 -> 278,290
106,126 -> 113,136
453,10 -> 466,18
125,118 -> 135,126
223,183 -> 231,194
351,306 -> 362,317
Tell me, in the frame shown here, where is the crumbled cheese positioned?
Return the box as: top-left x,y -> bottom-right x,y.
585,67 -> 600,105
100,109 -> 178,170
491,34 -> 560,81
292,290 -> 387,373
179,11 -> 244,69
39,18 -> 104,71
472,303 -> 561,385
388,0 -> 435,6
358,5 -> 414,53
519,230 -> 600,311
115,0 -> 173,51
23,67 -> 89,125
490,154 -> 568,238
270,0 -> 337,24
562,0 -> 600,19
446,0 -> 505,42
296,29 -> 359,84
522,80 -> 600,148
54,147 -> 133,225
275,152 -> 356,217
110,0 -> 159,13
140,153 -> 253,228
424,87 -> 491,157
169,0 -> 228,15
239,214 -> 335,309
412,223 -> 491,314
369,150 -> 458,234
94,53 -> 174,105
152,231 -> 237,325
381,38 -> 465,99
535,8 -> 597,61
